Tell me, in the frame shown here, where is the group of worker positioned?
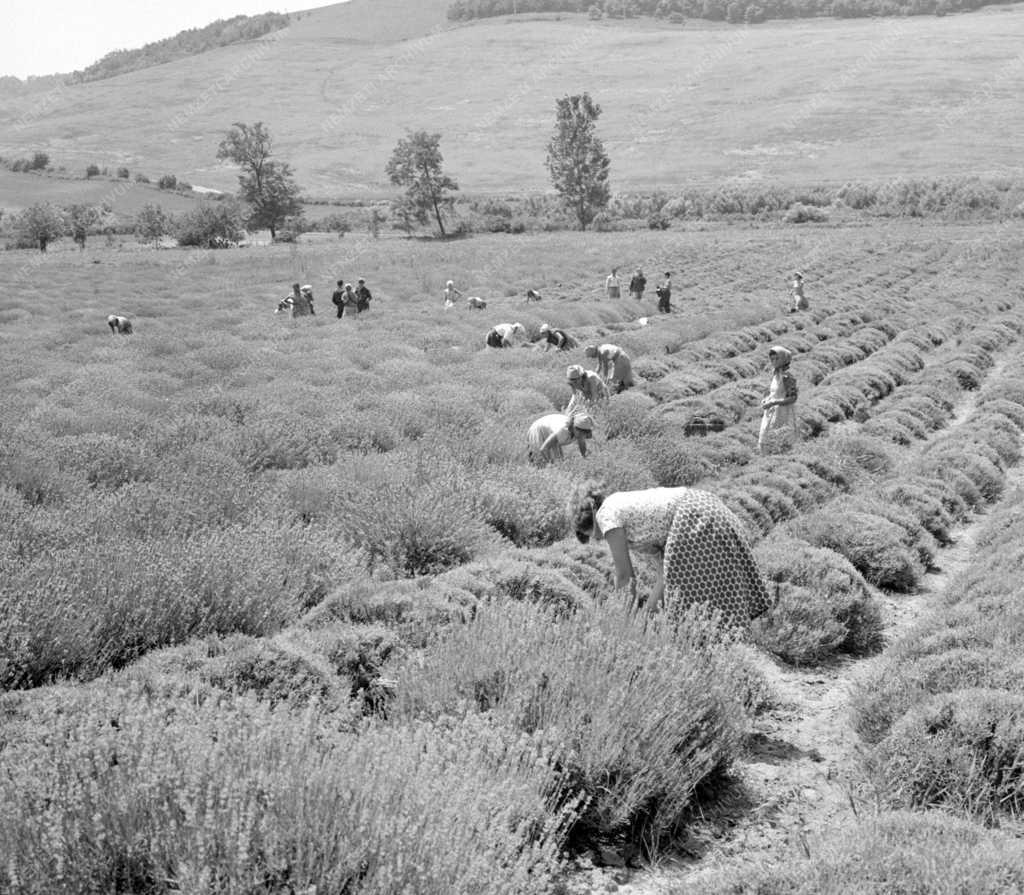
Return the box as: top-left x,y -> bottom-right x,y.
527,338 -> 798,463
555,338 -> 799,635
277,279 -> 374,318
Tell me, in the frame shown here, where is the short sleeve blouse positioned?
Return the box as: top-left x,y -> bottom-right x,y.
595,487 -> 687,555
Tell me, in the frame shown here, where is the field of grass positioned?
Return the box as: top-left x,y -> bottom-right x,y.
0,169 -> 205,218
2,216 -> 1024,890
2,5 -> 1024,202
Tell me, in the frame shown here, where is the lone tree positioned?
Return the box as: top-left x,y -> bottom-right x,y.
67,204 -> 100,250
18,203 -> 66,252
545,93 -> 611,231
385,131 -> 459,237
217,121 -> 302,240
135,203 -> 169,248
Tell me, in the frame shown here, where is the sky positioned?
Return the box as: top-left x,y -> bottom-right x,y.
2,1 -> 320,79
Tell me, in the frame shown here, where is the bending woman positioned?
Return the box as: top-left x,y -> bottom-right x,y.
527,412 -> 594,465
584,343 -> 635,393
571,483 -> 771,629
565,364 -> 609,416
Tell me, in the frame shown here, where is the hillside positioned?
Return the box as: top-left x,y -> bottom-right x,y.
0,170 -> 204,218
0,2 -> 1022,199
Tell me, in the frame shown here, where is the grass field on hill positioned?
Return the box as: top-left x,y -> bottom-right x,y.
2,218 -> 1024,890
2,5 -> 1023,202
0,169 -> 206,218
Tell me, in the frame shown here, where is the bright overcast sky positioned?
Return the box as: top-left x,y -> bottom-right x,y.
2,1 -> 318,79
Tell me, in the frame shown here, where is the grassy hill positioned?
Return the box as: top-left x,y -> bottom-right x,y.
0,2 -> 1022,201
0,170 -> 206,218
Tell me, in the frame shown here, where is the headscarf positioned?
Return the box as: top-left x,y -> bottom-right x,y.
571,413 -> 594,432
566,364 -> 585,382
768,345 -> 792,366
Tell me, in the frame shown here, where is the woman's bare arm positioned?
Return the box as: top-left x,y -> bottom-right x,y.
604,528 -> 635,600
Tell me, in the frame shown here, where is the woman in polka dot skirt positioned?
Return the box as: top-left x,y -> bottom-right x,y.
571,483 -> 772,630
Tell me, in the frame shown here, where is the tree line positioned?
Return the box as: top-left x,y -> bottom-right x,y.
448,0 -> 1020,24
69,13 -> 290,85
6,95 -> 613,250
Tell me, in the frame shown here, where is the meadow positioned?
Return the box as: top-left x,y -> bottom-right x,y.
2,216 -> 1024,891
3,3 -> 1024,201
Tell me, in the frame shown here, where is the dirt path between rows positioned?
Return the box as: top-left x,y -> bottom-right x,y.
580,362 -> 1021,894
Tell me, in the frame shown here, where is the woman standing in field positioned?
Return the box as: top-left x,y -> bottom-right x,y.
443,280 -> 462,309
629,268 -> 647,301
527,412 -> 594,464
759,345 -> 799,453
565,364 -> 609,415
571,482 -> 771,629
605,267 -> 621,300
585,343 -> 635,393
790,272 -> 808,312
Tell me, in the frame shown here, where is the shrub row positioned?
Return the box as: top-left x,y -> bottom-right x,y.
852,452 -> 1024,822
0,686 -> 576,894
701,810 -> 1024,894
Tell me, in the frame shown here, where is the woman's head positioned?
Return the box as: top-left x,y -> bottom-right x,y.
768,345 -> 792,369
583,344 -> 598,359
569,480 -> 606,543
446,280 -> 454,288
571,413 -> 594,438
566,364 -> 585,385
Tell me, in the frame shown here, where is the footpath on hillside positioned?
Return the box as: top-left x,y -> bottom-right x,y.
575,358 -> 1022,894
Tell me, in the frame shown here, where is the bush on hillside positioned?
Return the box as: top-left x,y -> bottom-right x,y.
868,689 -> 1024,820
302,577 -> 476,633
174,200 -> 244,248
392,599 -> 757,849
752,534 -> 883,664
437,557 -> 587,614
785,507 -> 923,591
784,202 -> 828,223
852,647 -> 1024,745
0,694 -> 574,894
702,810 -> 1024,894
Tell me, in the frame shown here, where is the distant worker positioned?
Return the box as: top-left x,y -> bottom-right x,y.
759,345 -> 799,453
288,283 -> 312,318
790,271 -> 808,312
331,279 -> 346,318
538,323 -> 577,352
341,283 -> 359,317
301,284 -> 316,315
655,272 -> 672,314
605,266 -> 621,300
570,482 -> 772,627
585,343 -> 635,393
485,322 -> 526,348
467,296 -> 487,310
107,314 -> 133,335
526,289 -> 542,303
628,268 -> 647,301
565,364 -> 610,416
355,278 -> 372,313
527,412 -> 594,465
443,279 -> 462,309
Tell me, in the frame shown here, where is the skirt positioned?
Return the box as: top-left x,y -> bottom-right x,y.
662,490 -> 772,630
